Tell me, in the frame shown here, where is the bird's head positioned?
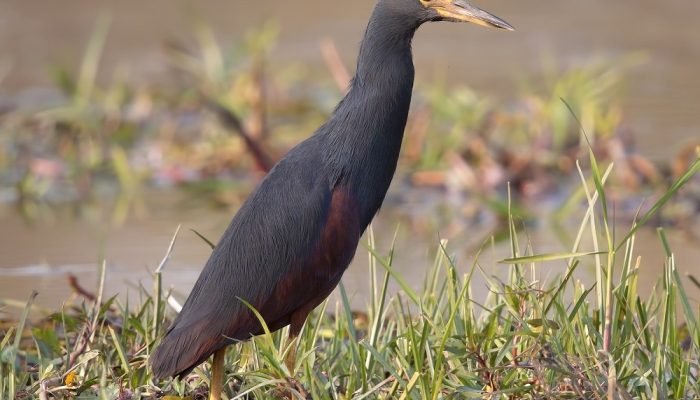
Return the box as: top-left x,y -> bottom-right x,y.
387,0 -> 513,30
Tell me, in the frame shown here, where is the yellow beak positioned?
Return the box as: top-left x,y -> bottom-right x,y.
431,0 -> 514,30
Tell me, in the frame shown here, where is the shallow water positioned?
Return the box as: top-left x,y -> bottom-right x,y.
1,188 -> 699,317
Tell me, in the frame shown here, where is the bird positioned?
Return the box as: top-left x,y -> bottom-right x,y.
150,0 -> 512,398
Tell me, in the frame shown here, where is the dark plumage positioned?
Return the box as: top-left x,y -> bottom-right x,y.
151,0 -> 512,392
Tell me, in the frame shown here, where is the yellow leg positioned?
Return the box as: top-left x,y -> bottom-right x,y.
209,347 -> 227,400
284,331 -> 298,373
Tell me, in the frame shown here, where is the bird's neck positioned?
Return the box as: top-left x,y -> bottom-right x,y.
323,3 -> 419,226
355,5 -> 418,83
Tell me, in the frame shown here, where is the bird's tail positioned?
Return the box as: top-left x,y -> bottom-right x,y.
150,324 -> 227,380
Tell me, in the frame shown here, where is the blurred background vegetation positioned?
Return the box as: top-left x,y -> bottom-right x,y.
0,0 -> 698,312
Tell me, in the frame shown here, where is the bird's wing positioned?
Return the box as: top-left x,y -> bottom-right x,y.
151,140 -> 359,378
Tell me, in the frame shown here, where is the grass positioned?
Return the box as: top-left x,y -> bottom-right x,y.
1,151 -> 698,399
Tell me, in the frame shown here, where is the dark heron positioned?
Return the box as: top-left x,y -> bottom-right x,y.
151,0 -> 512,398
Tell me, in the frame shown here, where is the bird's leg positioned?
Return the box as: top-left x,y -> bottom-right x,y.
209,346 -> 227,400
285,311 -> 307,374
284,330 -> 298,373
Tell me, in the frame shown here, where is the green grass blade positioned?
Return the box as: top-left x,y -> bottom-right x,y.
500,251 -> 604,264
8,291 -> 37,399
615,157 -> 700,251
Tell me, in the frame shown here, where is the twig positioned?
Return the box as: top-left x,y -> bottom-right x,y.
155,224 -> 181,274
39,379 -> 53,400
204,98 -> 275,173
67,273 -> 97,302
68,320 -> 92,370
